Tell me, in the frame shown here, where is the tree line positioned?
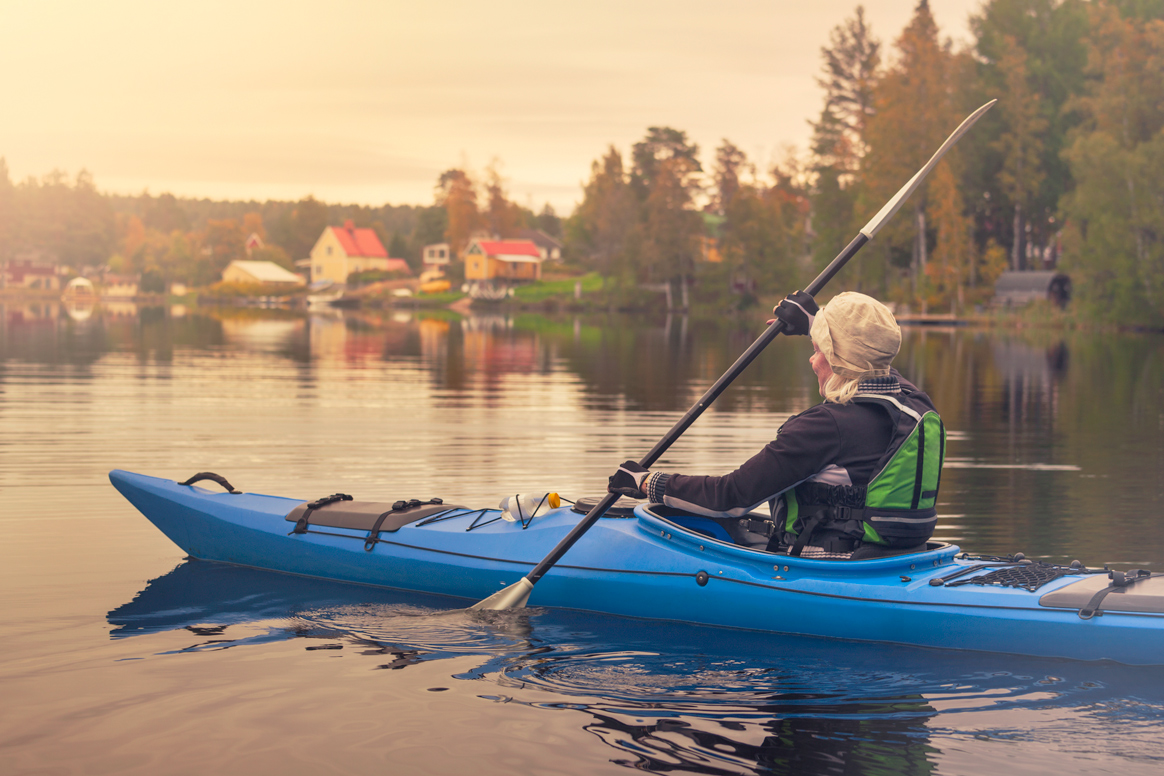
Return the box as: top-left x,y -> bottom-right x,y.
1,0 -> 1161,325
0,157 -> 560,291
565,0 -> 1164,325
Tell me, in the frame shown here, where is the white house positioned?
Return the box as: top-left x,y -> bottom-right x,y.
222,260 -> 306,286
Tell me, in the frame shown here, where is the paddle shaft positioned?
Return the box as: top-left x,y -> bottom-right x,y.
522,232 -> 869,585
472,100 -> 997,608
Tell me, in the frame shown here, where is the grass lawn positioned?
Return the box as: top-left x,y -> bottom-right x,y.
512,273 -> 604,303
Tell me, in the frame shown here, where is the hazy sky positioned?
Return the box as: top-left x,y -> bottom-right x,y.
1,0 -> 985,213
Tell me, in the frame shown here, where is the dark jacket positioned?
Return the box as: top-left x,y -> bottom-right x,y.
657,369 -> 937,518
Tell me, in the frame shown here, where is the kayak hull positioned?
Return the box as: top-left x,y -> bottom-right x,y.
110,469 -> 1164,664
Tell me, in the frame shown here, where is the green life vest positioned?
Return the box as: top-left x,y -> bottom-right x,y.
779,393 -> 945,556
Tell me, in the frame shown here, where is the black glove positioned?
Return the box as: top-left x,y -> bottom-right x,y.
608,460 -> 650,499
772,290 -> 819,336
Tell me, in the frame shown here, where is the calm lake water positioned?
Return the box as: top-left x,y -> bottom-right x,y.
3,300 -> 1164,775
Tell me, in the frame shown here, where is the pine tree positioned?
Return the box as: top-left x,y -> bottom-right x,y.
864,0 -> 957,309
809,7 -> 881,285
565,147 -> 636,281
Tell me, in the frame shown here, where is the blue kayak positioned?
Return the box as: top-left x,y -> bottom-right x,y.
109,469 -> 1164,665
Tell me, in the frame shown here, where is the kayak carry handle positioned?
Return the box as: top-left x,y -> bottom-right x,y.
178,472 -> 241,494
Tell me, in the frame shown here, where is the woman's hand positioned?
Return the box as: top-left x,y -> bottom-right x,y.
608,461 -> 650,499
769,290 -> 819,335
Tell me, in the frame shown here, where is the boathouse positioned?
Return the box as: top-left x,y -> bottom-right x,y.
992,271 -> 1071,309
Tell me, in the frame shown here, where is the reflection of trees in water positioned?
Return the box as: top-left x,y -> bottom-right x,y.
582,705 -> 935,775
900,328 -> 1164,564
35,308 -> 1163,565
0,303 -> 233,365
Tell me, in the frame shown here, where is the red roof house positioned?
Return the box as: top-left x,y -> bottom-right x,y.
463,238 -> 544,282
309,220 -> 410,285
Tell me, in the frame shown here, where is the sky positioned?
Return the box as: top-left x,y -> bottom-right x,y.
0,0 -> 985,214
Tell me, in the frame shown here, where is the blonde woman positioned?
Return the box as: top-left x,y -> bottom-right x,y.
609,292 -> 945,560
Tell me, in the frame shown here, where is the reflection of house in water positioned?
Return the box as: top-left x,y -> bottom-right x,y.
417,318 -> 450,365
101,302 -> 140,318
992,337 -> 1069,419
306,312 -> 411,365
221,318 -> 306,354
2,301 -> 61,324
461,315 -> 541,377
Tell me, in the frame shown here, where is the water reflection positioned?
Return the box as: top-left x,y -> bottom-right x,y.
110,560 -> 1164,775
6,304 -> 1164,565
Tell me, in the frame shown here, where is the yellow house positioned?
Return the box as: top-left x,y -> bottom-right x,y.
463,239 -> 544,282
309,221 -> 410,285
222,260 -> 306,286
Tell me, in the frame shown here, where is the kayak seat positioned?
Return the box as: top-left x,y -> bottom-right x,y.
657,514 -> 736,543
646,506 -> 768,546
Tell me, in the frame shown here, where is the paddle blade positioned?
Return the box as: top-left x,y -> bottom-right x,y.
860,99 -> 996,239
470,577 -> 533,610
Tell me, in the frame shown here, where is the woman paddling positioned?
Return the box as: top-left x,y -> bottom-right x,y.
609,291 -> 945,560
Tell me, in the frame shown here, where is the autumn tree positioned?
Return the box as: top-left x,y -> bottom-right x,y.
864,0 -> 960,308
719,156 -> 808,298
0,159 -> 14,261
632,128 -> 703,284
436,168 -> 482,256
1061,4 -> 1164,325
482,162 -> 526,238
271,196 -> 329,262
711,140 -> 748,215
566,146 -> 636,280
630,127 -> 702,204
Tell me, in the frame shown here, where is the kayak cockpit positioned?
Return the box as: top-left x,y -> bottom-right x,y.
637,502 -> 959,570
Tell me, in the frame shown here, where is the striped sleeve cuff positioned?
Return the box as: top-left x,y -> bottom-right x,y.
646,472 -> 671,504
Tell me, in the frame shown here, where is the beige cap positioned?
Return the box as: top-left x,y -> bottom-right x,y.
810,292 -> 901,380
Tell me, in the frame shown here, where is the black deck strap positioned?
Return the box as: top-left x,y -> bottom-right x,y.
789,512 -> 829,558
1079,569 -> 1153,620
364,498 -> 444,551
293,493 -> 353,534
178,472 -> 241,494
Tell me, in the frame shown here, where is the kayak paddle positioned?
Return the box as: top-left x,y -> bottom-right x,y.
472,99 -> 997,610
